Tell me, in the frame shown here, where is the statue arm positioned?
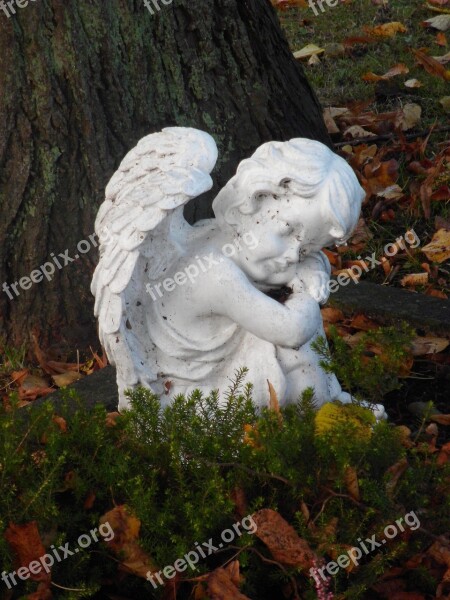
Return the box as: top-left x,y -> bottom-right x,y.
294,251 -> 332,304
205,263 -> 320,348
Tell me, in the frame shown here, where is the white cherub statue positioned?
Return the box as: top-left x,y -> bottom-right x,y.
91,127 -> 386,419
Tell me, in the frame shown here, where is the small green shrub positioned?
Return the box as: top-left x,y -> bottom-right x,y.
0,366 -> 448,599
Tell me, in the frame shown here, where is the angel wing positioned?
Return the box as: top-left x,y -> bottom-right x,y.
91,127 -> 218,408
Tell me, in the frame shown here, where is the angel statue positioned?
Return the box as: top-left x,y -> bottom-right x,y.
91,127 -> 386,420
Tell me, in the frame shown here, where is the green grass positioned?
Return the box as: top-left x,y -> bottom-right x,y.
278,0 -> 449,128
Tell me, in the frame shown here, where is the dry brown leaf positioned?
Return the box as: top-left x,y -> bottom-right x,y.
396,426 -> 415,448
253,509 -> 317,570
385,457 -> 409,496
363,63 -> 409,81
412,48 -> 450,81
400,272 -> 429,287
397,103 -> 422,131
321,307 -> 345,328
437,31 -> 448,45
364,22 -> 407,37
411,336 -> 450,356
422,229 -> 450,262
100,505 -> 158,579
5,522 -> 50,583
52,415 -> 68,433
267,380 -> 281,420
323,108 -> 340,134
427,540 -> 450,583
207,561 -> 251,600
344,466 -> 360,501
430,414 -> 450,425
344,125 -> 376,139
105,412 -> 121,427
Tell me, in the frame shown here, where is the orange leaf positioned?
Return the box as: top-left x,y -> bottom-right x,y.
412,48 -> 450,81
437,32 -> 448,45
362,63 -> 409,82
430,414 -> 450,425
400,272 -> 429,287
100,505 -> 158,579
4,522 -> 50,583
267,380 -> 282,422
385,458 -> 408,497
344,466 -> 360,501
253,509 -> 317,570
364,22 -> 407,37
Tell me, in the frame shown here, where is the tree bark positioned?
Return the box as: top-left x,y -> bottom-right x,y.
0,0 -> 329,353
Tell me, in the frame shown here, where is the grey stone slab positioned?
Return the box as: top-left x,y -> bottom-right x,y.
329,280 -> 450,335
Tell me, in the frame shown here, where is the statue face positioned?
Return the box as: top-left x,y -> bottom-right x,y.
234,197 -> 335,284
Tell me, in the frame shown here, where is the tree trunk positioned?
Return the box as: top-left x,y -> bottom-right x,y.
0,0 -> 329,353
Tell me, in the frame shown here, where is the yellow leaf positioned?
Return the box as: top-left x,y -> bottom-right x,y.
422,229 -> 450,263
51,371 -> 82,387
293,44 -> 325,60
364,22 -> 407,37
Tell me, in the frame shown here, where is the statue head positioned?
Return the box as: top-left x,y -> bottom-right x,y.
213,139 -> 364,239
212,138 -> 365,283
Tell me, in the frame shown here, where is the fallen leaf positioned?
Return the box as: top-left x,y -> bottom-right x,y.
440,96 -> 450,112
400,272 -> 429,287
308,53 -> 321,65
363,63 -> 409,82
427,540 -> 450,583
344,125 -> 376,139
5,522 -> 50,583
364,22 -> 407,37
267,380 -> 282,423
411,336 -> 450,356
433,50 -> 450,63
293,44 -> 325,60
422,229 -> 450,262
404,78 -> 423,88
424,14 -> 450,30
323,108 -> 341,134
207,561 -> 250,600
430,414 -> 450,425
51,371 -> 82,387
397,103 -> 422,131
253,509 -> 317,570
385,457 -> 408,497
412,48 -> 450,81
344,466 -> 360,501
100,505 -> 158,579
52,415 -> 68,432
437,31 -> 448,45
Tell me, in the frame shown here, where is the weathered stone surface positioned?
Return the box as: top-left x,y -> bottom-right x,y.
329,280 -> 450,335
32,366 -> 119,413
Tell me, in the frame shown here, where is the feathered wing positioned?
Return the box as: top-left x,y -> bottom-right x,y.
91,127 -> 218,408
